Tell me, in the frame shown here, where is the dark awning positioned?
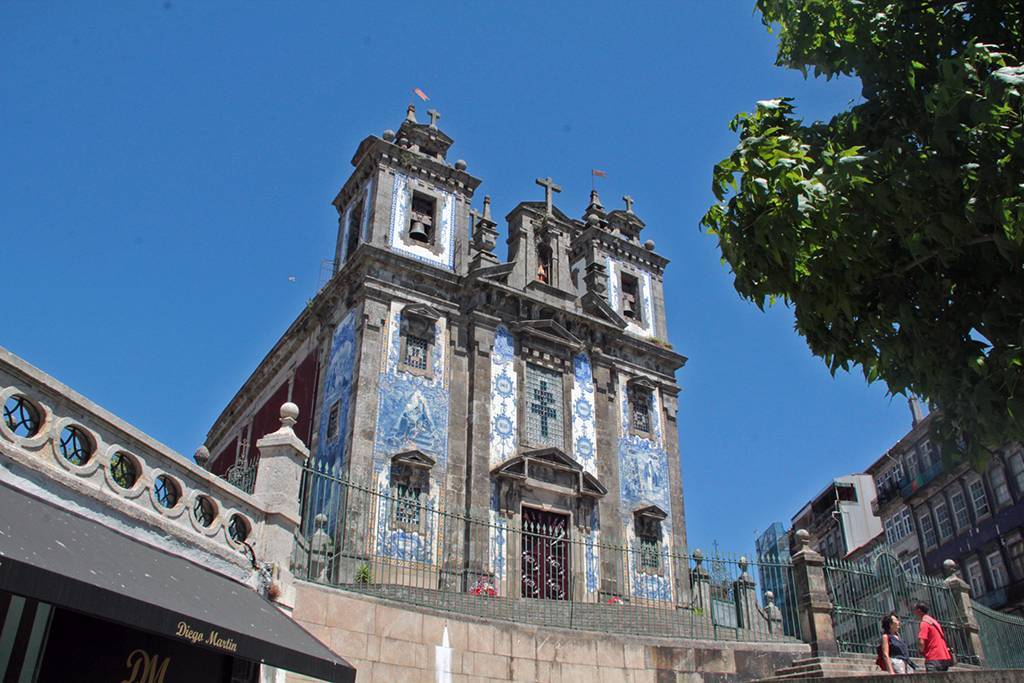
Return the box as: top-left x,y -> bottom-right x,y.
0,482 -> 355,683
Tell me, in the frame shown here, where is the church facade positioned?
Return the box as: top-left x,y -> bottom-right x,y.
203,107 -> 689,605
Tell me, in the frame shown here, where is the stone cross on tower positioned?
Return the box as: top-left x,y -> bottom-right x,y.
427,109 -> 441,128
535,177 -> 562,216
623,195 -> 635,214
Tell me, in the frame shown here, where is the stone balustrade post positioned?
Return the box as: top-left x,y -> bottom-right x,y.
764,591 -> 784,634
943,558 -> 986,666
253,402 -> 310,610
690,549 -> 711,613
733,556 -> 758,630
791,529 -> 839,656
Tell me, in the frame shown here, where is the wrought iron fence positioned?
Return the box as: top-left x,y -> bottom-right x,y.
973,600 -> 1024,669
224,458 -> 257,495
824,555 -> 976,664
291,464 -> 800,642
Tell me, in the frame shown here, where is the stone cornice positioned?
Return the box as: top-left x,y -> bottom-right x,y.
333,136 -> 482,208
571,225 -> 669,273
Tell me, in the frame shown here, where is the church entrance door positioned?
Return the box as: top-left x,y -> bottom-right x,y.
521,507 -> 570,600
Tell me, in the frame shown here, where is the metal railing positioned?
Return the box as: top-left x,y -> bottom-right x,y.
824,555 -> 976,663
291,464 -> 800,643
974,600 -> 1024,669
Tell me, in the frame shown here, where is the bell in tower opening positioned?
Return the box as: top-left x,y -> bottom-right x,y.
409,192 -> 436,244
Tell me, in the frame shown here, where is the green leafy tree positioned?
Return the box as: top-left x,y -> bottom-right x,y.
703,1 -> 1024,462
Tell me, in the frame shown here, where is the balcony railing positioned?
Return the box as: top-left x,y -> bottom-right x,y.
900,460 -> 946,498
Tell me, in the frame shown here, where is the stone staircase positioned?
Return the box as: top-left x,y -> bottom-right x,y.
755,653 -> 884,680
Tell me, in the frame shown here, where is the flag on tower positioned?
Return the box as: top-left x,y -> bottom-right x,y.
591,169 -> 607,177
413,88 -> 430,101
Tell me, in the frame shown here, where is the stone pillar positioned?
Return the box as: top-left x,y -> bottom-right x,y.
733,556 -> 758,630
690,549 -> 711,612
253,402 -> 310,610
943,558 -> 985,666
791,529 -> 839,656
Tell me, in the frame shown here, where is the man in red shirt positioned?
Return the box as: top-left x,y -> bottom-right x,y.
914,602 -> 954,672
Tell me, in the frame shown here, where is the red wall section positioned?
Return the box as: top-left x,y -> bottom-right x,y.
292,349 -> 320,447
251,382 -> 290,464
210,436 -> 237,476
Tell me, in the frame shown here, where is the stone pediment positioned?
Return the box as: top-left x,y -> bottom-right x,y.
491,447 -> 606,499
512,320 -> 582,350
470,262 -> 516,282
633,504 -> 668,521
627,375 -> 659,392
581,292 -> 627,329
390,449 -> 436,469
402,303 -> 442,322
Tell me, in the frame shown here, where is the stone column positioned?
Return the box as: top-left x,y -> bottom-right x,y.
465,322 -> 496,585
253,402 -> 310,610
943,558 -> 986,666
593,356 -> 625,598
791,529 -> 839,656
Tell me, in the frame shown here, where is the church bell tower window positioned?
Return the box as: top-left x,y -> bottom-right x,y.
345,197 -> 363,261
620,273 -> 641,322
408,192 -> 436,245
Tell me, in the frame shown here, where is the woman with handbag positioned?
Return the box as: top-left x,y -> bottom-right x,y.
877,613 -> 915,674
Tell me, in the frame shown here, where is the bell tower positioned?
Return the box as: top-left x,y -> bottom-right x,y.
331,106 -> 481,275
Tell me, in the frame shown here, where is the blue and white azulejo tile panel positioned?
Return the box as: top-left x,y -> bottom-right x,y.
389,173 -> 456,270
489,325 -> 518,468
373,302 -> 449,468
370,302 -> 450,564
616,380 -> 674,601
316,310 -> 357,475
570,353 -> 597,476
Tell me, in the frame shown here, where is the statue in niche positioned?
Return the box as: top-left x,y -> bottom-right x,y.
536,241 -> 553,284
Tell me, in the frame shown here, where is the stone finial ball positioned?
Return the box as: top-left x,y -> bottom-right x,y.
795,529 -> 811,545
644,239 -> 656,250
193,446 -> 210,465
765,591 -> 775,602
314,513 -> 328,527
280,402 -> 300,422
693,548 -> 703,562
382,129 -> 396,142
943,558 -> 958,576
454,159 -> 468,171
586,213 -> 600,226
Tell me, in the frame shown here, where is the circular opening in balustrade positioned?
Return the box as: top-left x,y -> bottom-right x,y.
3,395 -> 42,438
228,514 -> 250,543
153,474 -> 180,509
109,451 -> 139,489
59,425 -> 93,466
193,495 -> 216,527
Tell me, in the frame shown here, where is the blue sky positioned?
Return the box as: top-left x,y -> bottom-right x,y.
1,2 -> 914,554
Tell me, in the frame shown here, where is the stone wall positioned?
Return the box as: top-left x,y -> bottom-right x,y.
290,581 -> 810,682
